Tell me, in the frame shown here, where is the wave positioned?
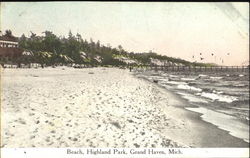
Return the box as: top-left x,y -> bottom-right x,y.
198,74 -> 208,77
169,74 -> 179,78
177,92 -> 208,103
212,90 -> 224,94
234,84 -> 247,87
210,76 -> 223,80
230,107 -> 249,111
197,92 -> 238,103
177,84 -> 202,92
166,81 -> 188,85
181,78 -> 196,81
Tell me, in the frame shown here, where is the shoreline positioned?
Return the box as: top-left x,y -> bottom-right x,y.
1,67 -> 249,147
132,71 -> 249,147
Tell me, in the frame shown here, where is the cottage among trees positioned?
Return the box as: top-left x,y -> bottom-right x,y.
0,30 -> 23,66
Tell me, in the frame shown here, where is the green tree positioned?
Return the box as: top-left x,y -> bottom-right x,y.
5,30 -> 13,37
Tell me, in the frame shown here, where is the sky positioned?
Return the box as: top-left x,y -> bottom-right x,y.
0,2 -> 249,66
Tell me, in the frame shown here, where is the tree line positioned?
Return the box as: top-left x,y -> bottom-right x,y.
2,30 -> 213,67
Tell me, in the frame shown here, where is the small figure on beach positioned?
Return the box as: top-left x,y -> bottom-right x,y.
129,66 -> 133,72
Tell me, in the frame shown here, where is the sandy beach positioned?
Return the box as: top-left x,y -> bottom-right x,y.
1,67 -> 248,147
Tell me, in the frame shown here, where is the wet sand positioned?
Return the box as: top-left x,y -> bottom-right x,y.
1,67 -> 248,147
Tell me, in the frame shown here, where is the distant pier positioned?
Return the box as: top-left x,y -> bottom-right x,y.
134,65 -> 249,73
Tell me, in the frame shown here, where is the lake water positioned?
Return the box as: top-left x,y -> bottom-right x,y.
134,69 -> 249,143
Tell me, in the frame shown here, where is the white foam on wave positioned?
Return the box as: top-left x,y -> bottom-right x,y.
144,76 -> 153,81
198,74 -> 208,77
186,107 -> 249,143
161,73 -> 168,77
234,84 -> 246,87
166,81 -> 188,85
151,76 -> 166,81
181,78 -> 196,81
210,76 -> 223,80
169,74 -> 179,78
212,90 -> 223,94
197,92 -> 238,103
177,92 -> 208,103
177,84 -> 202,92
156,78 -> 169,82
230,107 -> 250,111
239,74 -> 244,77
